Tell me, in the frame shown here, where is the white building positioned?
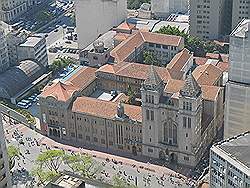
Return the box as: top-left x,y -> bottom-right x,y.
151,0 -> 188,19
0,28 -> 9,73
75,0 -> 127,49
17,36 -> 48,68
0,0 -> 37,23
209,132 -> 250,188
224,19 -> 250,138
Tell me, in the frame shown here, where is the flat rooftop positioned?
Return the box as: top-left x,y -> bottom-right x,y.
90,90 -> 114,101
217,132 -> 250,168
152,20 -> 189,33
19,36 -> 43,47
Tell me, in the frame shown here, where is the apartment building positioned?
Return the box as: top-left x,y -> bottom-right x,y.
0,112 -> 12,188
0,0 -> 37,23
224,19 -> 250,138
232,0 -> 250,31
75,0 -> 127,49
189,0 -> 227,40
209,132 -> 250,188
17,36 -> 48,68
151,0 -> 189,19
6,30 -> 28,66
0,28 -> 9,73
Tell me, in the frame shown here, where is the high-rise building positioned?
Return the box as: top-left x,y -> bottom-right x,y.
0,28 -> 10,73
0,0 -> 37,23
151,0 -> 189,19
224,19 -> 250,138
0,111 -> 12,187
189,0 -> 229,40
75,0 -> 127,49
231,0 -> 250,31
209,132 -> 250,188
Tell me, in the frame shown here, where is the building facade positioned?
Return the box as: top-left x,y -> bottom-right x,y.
231,0 -> 250,31
189,0 -> 228,40
151,0 -> 189,19
224,19 -> 250,138
39,61 -> 224,166
0,0 -> 37,23
75,0 -> 127,49
0,28 -> 9,73
209,132 -> 250,188
0,112 -> 12,188
17,36 -> 48,68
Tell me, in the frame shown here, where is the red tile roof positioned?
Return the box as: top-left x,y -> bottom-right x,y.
40,67 -> 97,101
168,48 -> 192,72
110,31 -> 183,63
193,64 -> 223,86
96,62 -> 183,82
72,96 -> 142,122
164,79 -> 221,101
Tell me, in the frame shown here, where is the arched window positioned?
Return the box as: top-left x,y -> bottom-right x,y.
163,119 -> 177,145
164,122 -> 168,142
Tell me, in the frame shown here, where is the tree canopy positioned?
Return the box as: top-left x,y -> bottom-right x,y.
7,145 -> 20,162
156,25 -> 229,56
127,0 -> 150,9
112,174 -> 137,188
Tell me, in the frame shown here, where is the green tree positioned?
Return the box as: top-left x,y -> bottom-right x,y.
31,165 -> 59,186
63,153 -> 102,179
143,51 -> 160,66
36,150 -> 65,173
49,58 -> 73,73
7,145 -> 20,163
156,25 -> 229,56
127,85 -> 136,105
112,174 -> 137,188
127,0 -> 150,9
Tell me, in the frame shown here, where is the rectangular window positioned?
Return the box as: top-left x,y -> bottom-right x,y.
86,136 -> 90,141
150,111 -> 154,121
183,117 -> 187,128
71,132 -> 75,137
101,139 -> 105,144
188,118 -> 191,128
78,134 -> 83,139
94,137 -> 98,142
146,109 -> 150,120
148,148 -> 153,153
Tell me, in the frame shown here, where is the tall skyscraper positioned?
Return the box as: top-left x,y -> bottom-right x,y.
209,132 -> 250,188
189,0 -> 228,40
151,0 -> 189,19
231,0 -> 250,31
224,19 -> 250,138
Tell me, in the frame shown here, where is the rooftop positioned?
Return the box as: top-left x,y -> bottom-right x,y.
72,96 -> 142,122
96,62 -> 183,82
216,132 -> 250,170
193,64 -> 223,86
110,31 -> 183,63
40,66 -> 96,101
231,19 -> 250,38
19,36 -> 43,47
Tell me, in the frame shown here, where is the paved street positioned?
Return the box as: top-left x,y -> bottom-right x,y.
2,116 -> 196,188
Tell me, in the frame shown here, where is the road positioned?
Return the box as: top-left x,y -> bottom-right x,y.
2,117 -> 196,188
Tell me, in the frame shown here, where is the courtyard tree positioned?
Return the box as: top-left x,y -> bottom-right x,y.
143,51 -> 160,66
36,150 -> 65,173
63,153 -> 102,179
127,85 -> 136,105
